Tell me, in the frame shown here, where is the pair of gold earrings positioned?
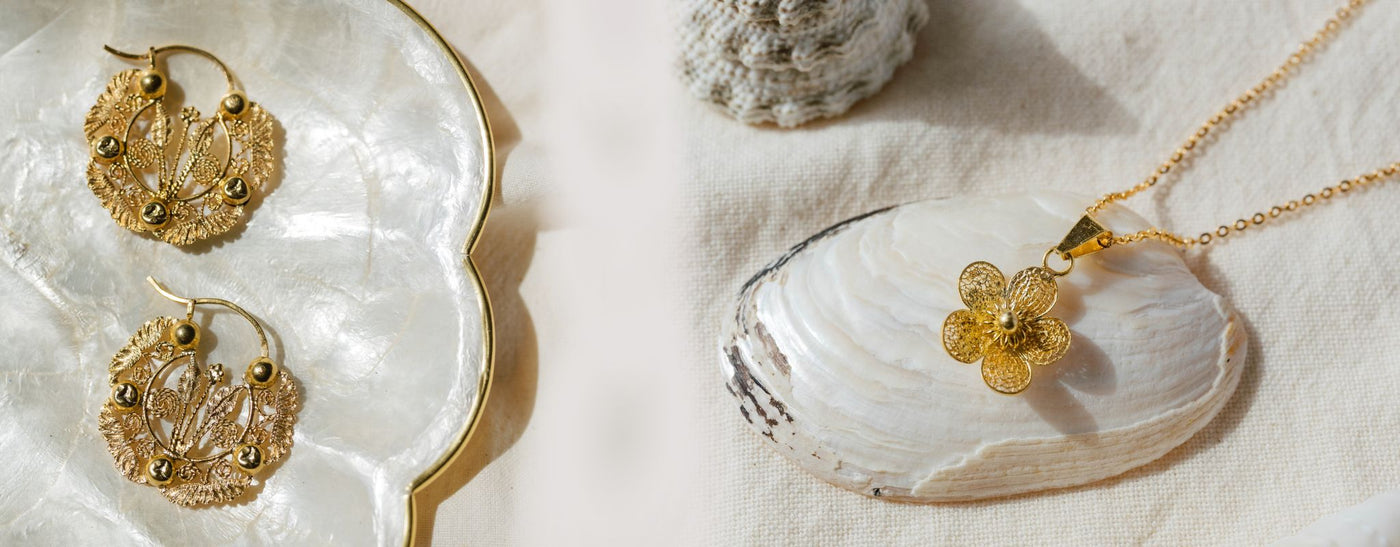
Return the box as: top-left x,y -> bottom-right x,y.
86,46 -> 296,506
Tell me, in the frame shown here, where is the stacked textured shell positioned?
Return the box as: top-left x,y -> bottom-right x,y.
679,0 -> 929,127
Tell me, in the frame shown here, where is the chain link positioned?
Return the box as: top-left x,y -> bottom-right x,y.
1088,0 -> 1392,248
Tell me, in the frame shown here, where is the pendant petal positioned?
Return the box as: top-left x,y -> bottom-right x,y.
958,261 -> 1006,313
942,309 -> 990,363
1007,266 -> 1058,319
981,351 -> 1032,394
1020,316 -> 1071,366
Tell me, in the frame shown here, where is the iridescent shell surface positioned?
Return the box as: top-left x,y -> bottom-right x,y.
0,0 -> 490,543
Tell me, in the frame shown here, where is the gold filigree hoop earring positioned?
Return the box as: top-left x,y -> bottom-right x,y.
84,45 -> 275,245
99,277 -> 298,506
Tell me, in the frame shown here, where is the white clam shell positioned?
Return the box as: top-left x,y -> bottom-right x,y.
721,191 -> 1245,501
1272,490 -> 1400,546
678,0 -> 929,127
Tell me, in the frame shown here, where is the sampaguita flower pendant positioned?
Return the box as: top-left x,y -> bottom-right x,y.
941,262 -> 1069,394
99,278 -> 298,506
941,214 -> 1109,394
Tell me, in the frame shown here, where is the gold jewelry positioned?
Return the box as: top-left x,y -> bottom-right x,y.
942,0 -> 1394,394
84,45 -> 276,246
99,278 -> 298,506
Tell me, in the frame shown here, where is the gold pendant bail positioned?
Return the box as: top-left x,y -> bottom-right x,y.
1054,214 -> 1113,260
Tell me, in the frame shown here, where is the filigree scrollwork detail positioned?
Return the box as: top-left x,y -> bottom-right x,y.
98,316 -> 298,506
83,61 -> 276,246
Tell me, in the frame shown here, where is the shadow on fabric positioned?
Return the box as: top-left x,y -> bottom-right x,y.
804,0 -> 1139,136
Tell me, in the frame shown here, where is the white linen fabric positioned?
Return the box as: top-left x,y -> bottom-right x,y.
403,0 -> 1400,544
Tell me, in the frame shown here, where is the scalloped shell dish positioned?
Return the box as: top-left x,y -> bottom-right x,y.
721,191 -> 1245,501
0,0 -> 491,543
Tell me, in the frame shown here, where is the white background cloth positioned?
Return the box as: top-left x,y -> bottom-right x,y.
412,0 -> 1400,544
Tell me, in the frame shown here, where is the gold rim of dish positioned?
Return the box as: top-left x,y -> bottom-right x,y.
382,1 -> 496,545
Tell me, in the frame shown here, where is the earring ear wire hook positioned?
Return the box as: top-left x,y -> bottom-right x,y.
103,44 -> 237,92
146,276 -> 270,358
148,276 -> 196,317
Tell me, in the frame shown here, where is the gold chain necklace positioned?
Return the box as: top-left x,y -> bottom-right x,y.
941,0 -> 1394,394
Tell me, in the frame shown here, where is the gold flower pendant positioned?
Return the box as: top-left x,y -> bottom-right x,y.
941,262 -> 1069,394
941,215 -> 1111,394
